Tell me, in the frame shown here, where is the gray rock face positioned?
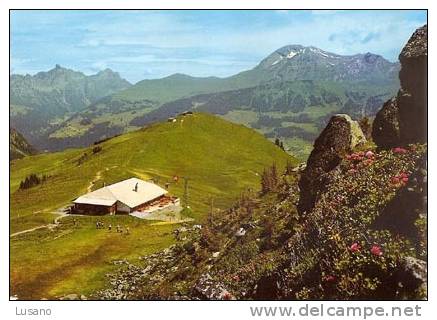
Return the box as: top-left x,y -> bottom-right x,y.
372,24 -> 427,148
398,25 -> 427,144
394,257 -> 427,299
372,98 -> 401,149
399,25 -> 428,91
298,114 -> 366,213
193,273 -> 234,300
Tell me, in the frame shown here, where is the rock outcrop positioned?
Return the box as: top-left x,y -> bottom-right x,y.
298,114 -> 366,213
372,98 -> 401,149
372,25 -> 427,148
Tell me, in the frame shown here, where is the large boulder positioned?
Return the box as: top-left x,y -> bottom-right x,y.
298,114 -> 366,213
372,25 -> 427,148
372,98 -> 401,149
399,25 -> 428,95
398,24 -> 427,144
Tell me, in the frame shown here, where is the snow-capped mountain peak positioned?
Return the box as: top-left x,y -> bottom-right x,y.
255,44 -> 399,83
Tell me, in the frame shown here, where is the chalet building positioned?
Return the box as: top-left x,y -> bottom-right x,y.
73,177 -> 178,215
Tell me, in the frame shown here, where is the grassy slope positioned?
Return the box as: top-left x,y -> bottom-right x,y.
10,112 -> 296,299
116,74 -> 237,104
46,73 -> 258,144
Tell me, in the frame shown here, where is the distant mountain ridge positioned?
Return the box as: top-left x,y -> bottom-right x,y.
255,45 -> 399,83
10,65 -> 131,146
11,45 -> 400,157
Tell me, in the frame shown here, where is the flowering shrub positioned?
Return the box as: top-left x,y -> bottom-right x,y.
391,172 -> 409,187
324,275 -> 336,282
345,150 -> 377,172
393,147 -> 408,154
113,143 -> 426,301
222,291 -> 233,300
365,150 -> 375,158
279,143 -> 427,299
370,245 -> 383,256
349,242 -> 361,252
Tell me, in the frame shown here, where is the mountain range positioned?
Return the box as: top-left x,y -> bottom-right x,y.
10,45 -> 400,158
10,65 -> 131,146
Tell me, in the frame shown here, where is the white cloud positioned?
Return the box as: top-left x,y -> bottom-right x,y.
11,10 -> 427,81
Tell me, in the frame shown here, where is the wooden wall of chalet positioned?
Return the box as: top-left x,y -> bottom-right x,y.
73,203 -> 116,215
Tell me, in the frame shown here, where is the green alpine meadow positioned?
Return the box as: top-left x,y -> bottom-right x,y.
10,113 -> 295,299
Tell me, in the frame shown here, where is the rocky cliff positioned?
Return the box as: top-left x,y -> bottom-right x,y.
372,25 -> 427,148
298,114 -> 366,214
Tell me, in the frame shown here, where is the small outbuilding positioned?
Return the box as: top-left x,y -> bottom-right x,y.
72,177 -> 176,215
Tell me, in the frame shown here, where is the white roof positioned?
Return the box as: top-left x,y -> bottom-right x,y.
74,177 -> 167,208
74,187 -> 117,206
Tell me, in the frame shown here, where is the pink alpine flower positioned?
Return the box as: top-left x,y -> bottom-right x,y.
392,172 -> 409,186
350,242 -> 361,252
370,245 -> 383,256
399,172 -> 409,183
324,275 -> 336,282
347,152 -> 365,162
393,147 -> 408,154
222,291 -> 233,300
365,150 -> 375,158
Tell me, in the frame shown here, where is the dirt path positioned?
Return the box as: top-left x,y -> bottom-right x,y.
11,170 -> 109,238
10,207 -> 70,238
87,169 -> 104,192
10,225 -> 48,237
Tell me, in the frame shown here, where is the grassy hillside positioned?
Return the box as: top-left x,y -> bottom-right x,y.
116,73 -> 234,103
10,113 -> 296,299
10,128 -> 36,160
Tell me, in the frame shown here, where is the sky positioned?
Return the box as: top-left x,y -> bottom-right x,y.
10,10 -> 427,83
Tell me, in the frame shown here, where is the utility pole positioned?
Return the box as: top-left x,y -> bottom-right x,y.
183,177 -> 189,208
209,196 -> 214,226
